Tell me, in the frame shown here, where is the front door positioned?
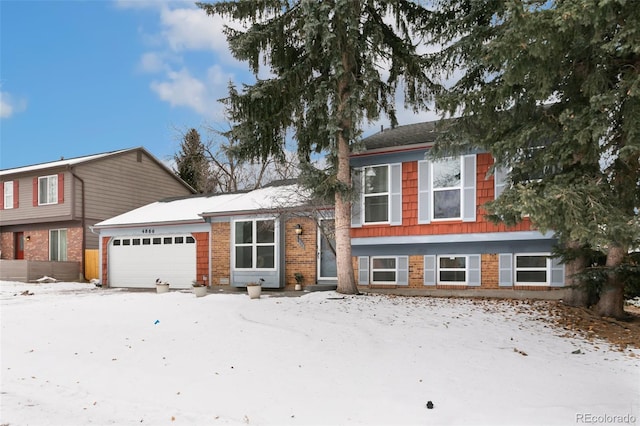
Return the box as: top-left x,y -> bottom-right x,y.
15,232 -> 24,259
317,219 -> 337,280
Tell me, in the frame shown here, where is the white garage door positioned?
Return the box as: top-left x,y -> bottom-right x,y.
109,235 -> 197,289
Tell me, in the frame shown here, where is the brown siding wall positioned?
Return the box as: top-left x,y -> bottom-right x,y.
0,172 -> 72,223
74,150 -> 192,222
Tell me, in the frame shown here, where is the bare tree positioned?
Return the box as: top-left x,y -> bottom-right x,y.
203,124 -> 299,193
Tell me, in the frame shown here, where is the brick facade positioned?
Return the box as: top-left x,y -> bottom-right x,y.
284,216 -> 317,287
211,222 -> 231,286
0,232 -> 13,259
0,226 -> 83,263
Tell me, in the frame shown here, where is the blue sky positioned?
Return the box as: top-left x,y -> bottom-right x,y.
0,0 -> 436,170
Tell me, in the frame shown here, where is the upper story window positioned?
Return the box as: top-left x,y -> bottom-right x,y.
363,165 -> 389,223
418,155 -> 476,224
39,175 -> 58,205
234,219 -> 276,270
351,163 -> 402,227
3,181 -> 14,209
432,157 -> 462,220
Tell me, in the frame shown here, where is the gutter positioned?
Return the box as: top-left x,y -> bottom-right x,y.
69,166 -> 88,281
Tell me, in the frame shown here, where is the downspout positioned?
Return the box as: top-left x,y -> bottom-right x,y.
69,166 -> 87,281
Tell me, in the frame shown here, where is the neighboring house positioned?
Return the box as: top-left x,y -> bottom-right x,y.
93,181 -> 336,289
350,121 -> 565,291
0,147 -> 195,282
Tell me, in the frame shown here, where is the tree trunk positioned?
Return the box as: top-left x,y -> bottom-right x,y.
595,244 -> 627,319
334,130 -> 359,295
563,241 -> 590,307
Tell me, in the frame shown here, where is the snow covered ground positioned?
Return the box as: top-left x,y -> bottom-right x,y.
1,281 -> 638,426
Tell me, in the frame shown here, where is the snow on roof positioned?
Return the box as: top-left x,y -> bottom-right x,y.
200,184 -> 310,217
0,148 -> 134,176
94,184 -> 310,228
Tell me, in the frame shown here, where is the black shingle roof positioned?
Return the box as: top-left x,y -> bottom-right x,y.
361,120 -> 448,151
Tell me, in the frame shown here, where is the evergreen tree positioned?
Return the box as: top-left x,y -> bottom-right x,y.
198,0 -> 435,294
174,128 -> 209,193
425,0 -> 640,318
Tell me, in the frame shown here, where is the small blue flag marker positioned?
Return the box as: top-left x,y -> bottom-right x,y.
154,320 -> 160,324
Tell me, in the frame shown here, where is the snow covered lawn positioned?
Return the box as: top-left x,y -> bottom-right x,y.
1,281 -> 638,425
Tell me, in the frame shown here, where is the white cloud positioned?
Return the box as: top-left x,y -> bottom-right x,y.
150,66 -> 233,119
137,52 -> 168,73
159,6 -> 230,56
0,91 -> 27,119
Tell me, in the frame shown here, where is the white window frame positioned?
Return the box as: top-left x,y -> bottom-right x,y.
437,255 -> 468,285
362,164 -> 390,225
39,175 -> 58,205
431,156 -> 463,221
4,181 -> 14,209
232,218 -> 277,271
370,256 -> 398,284
514,253 -> 550,286
49,229 -> 67,261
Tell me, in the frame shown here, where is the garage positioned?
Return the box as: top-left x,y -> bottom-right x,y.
109,235 -> 196,289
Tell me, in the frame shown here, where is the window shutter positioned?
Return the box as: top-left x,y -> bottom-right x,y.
494,166 -> 507,199
33,177 -> 38,206
358,256 -> 369,285
351,169 -> 362,228
390,163 -> 402,226
498,254 -> 513,287
57,173 -> 64,204
550,257 -> 565,287
417,160 -> 431,224
468,254 -> 481,286
0,182 -> 4,210
13,180 -> 19,208
423,255 -> 436,286
462,155 -> 476,222
397,256 -> 409,286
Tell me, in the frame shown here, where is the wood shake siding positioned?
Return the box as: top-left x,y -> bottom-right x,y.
193,232 -> 210,285
351,153 -> 532,238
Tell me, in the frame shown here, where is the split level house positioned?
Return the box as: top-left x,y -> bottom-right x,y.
92,120 -> 566,293
0,148 -> 195,282
350,121 -> 563,290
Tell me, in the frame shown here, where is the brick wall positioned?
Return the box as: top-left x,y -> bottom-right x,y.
66,227 -> 83,263
284,216 -> 317,287
481,253 -> 499,289
211,222 -> 230,286
22,227 -> 83,263
408,255 -> 423,288
0,232 -> 13,259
